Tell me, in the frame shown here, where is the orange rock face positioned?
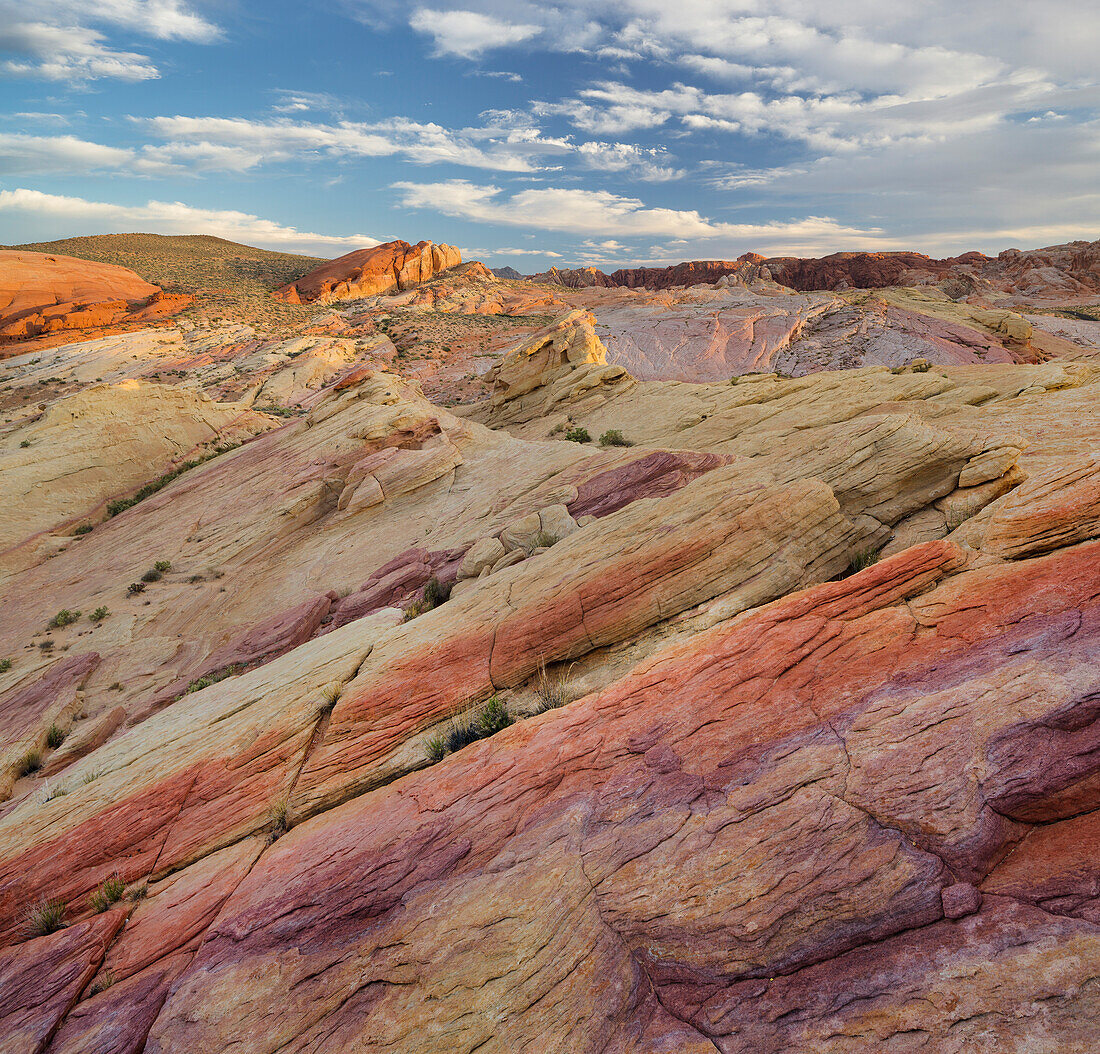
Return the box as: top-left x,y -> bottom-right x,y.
0,250 -> 191,344
273,239 -> 461,304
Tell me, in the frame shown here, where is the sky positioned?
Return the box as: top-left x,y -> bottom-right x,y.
0,0 -> 1098,267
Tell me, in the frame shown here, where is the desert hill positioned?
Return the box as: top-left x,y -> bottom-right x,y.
2,230 -> 1100,1051
6,235 -> 329,335
8,234 -> 326,297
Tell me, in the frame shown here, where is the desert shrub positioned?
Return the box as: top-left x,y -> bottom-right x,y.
128,883 -> 148,902
0,658 -> 11,673
428,696 -> 514,762
564,426 -> 591,443
947,506 -> 977,530
89,875 -> 125,913
423,575 -> 450,609
105,449 -> 230,518
476,696 -> 513,737
90,606 -> 110,622
74,524 -> 94,535
48,609 -> 81,629
88,969 -> 115,996
26,898 -> 66,936
126,582 -> 146,596
46,724 -> 65,749
153,560 -> 172,573
19,750 -> 42,776
425,732 -> 448,763
403,599 -> 427,622
267,799 -> 290,842
599,429 -> 631,447
849,548 -> 880,572
20,439 -> 31,448
141,569 -> 162,583
535,663 -> 575,712
184,665 -> 240,695
82,769 -> 103,784
38,779 -> 69,804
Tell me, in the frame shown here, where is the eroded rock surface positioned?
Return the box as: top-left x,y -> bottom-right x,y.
1,305 -> 1100,1052
274,239 -> 461,304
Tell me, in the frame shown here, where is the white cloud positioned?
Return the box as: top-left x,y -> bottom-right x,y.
0,132 -> 138,173
473,246 -> 563,256
391,178 -> 885,252
0,0 -> 219,82
0,22 -> 159,81
126,113 -> 679,180
0,188 -> 380,255
409,9 -> 540,59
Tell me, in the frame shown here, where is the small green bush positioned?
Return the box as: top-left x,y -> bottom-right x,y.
447,697 -> 512,753
46,724 -> 65,749
48,609 -> 81,629
126,582 -> 146,596
141,569 -> 162,583
849,548 -> 881,572
475,696 -> 512,737
599,429 -> 631,447
425,732 -> 448,763
88,969 -> 115,996
26,898 -> 66,936
0,658 -> 11,673
90,606 -> 110,623
88,875 -> 126,913
184,665 -> 240,695
20,439 -> 31,448
423,575 -> 450,609
153,560 -> 172,573
564,426 -> 591,443
74,524 -> 94,535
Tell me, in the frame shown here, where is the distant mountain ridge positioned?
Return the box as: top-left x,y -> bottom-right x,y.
525,239 -> 1100,301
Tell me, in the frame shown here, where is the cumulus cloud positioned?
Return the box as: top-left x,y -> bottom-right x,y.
0,0 -> 218,82
409,9 -> 540,59
390,178 -> 886,252
0,188 -> 380,255
0,132 -> 139,173
122,113 -> 678,180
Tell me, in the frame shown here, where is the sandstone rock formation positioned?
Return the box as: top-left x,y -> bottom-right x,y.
528,238 -> 1100,305
0,251 -> 192,348
1,381 -> 272,578
2,294 -> 1100,1053
273,239 -> 461,304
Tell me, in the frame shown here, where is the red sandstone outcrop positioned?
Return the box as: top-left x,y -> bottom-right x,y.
0,251 -> 192,344
273,239 -> 461,304
527,239 -> 1100,302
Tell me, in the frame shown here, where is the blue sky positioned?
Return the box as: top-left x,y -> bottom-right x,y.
1,0 -> 1098,266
